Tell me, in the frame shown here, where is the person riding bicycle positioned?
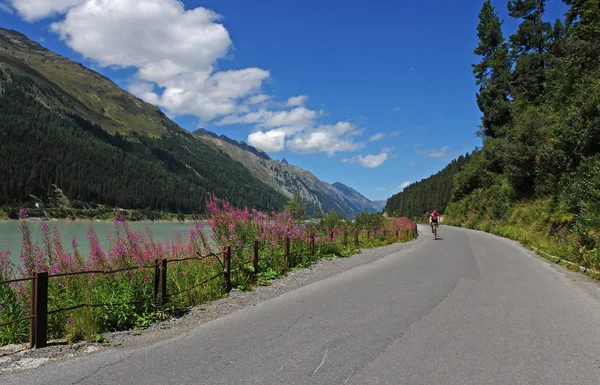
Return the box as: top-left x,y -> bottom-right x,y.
429,209 -> 440,235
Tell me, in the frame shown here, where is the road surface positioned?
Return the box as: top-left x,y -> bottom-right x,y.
4,225 -> 600,384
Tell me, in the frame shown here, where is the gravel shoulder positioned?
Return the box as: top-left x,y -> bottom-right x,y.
0,236 -> 425,375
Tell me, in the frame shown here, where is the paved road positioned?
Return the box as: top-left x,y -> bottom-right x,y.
4,225 -> 600,384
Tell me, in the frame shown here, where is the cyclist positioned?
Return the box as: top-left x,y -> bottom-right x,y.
429,209 -> 440,236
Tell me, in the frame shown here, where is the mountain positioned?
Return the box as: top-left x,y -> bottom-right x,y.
194,133 -> 380,217
373,200 -> 387,210
331,182 -> 381,213
0,28 -> 287,213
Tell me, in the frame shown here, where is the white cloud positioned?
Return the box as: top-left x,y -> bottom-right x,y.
369,133 -> 385,142
417,146 -> 449,158
247,130 -> 285,152
287,122 -> 363,156
286,95 -> 308,107
392,107 -> 401,112
400,181 -> 411,189
10,0 -> 83,20
342,151 -> 389,168
390,130 -> 401,137
247,94 -> 271,105
217,106 -> 317,129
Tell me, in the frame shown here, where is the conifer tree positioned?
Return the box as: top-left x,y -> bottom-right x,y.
473,0 -> 512,138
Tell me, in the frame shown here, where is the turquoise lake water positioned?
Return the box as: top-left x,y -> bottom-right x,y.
0,220 -> 208,266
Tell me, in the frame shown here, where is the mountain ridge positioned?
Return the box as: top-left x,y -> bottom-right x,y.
194,131 -> 381,217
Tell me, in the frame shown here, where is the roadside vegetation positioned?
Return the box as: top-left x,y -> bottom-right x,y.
0,196 -> 416,347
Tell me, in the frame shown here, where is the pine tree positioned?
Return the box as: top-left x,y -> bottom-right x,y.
507,0 -> 552,104
473,0 -> 512,139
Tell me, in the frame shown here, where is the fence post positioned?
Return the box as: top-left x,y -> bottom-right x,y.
395,229 -> 399,241
34,271 -> 48,349
367,230 -> 371,240
252,240 -> 259,276
223,246 -> 232,292
354,230 -> 359,247
383,229 -> 387,239
310,233 -> 315,256
160,259 -> 168,303
29,276 -> 37,348
343,231 -> 348,248
284,237 -> 290,266
330,231 -> 334,242
154,258 -> 160,301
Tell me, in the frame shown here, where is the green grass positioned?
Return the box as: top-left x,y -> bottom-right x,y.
446,198 -> 599,274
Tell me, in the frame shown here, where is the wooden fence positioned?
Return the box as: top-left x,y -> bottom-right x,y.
0,224 -> 417,349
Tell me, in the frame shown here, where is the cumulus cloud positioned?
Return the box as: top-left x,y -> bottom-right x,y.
247,94 -> 271,105
342,149 -> 389,168
287,121 -> 363,156
247,130 -> 285,152
417,146 -> 449,158
286,95 -> 308,107
217,107 -> 317,129
10,0 -> 83,20
369,133 -> 385,142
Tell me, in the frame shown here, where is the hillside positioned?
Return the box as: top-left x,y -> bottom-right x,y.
331,182 -> 381,213
195,132 -> 380,217
0,28 -> 287,214
384,153 -> 472,219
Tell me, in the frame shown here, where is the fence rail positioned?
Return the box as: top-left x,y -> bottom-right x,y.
1,224 -> 417,349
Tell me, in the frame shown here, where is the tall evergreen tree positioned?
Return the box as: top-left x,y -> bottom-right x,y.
473,0 -> 512,139
507,0 -> 552,104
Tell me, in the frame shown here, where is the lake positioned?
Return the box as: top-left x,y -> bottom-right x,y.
0,220 -> 209,266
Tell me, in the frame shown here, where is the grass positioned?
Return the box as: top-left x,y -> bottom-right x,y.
1,31 -> 176,137
446,198 -> 599,276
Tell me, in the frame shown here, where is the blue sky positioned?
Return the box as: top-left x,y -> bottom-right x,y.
1,0 -> 568,201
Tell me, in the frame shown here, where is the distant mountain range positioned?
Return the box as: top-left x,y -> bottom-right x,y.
0,27 -> 380,217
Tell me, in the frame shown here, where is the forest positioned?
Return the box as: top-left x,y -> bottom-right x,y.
384,153 -> 472,219
386,0 -> 600,268
0,72 -> 287,216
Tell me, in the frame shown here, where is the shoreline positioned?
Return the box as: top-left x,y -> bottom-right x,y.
0,218 -> 202,224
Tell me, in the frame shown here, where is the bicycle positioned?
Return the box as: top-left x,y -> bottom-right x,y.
432,222 -> 439,240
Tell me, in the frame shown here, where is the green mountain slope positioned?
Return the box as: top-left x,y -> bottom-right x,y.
0,28 -> 287,214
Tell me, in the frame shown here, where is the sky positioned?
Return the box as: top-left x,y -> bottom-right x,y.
0,0 -> 568,201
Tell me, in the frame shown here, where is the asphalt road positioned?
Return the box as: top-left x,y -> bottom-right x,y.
4,225 -> 600,384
